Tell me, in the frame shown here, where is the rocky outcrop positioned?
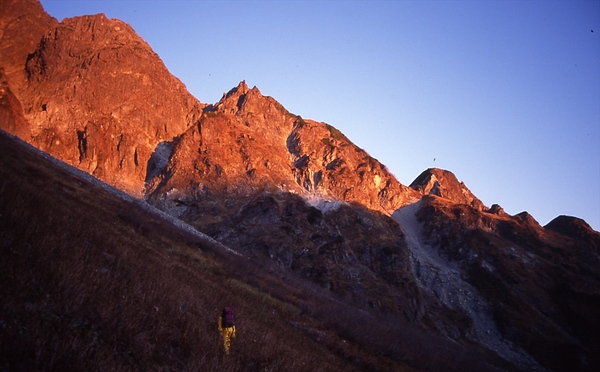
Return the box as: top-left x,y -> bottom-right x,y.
288,118 -> 420,213
147,80 -> 420,215
147,81 -> 299,197
144,81 -> 468,338
212,191 -> 427,318
0,0 -> 57,96
0,6 -> 204,196
404,195 -> 600,370
0,68 -> 28,138
410,168 -> 485,210
545,215 -> 600,251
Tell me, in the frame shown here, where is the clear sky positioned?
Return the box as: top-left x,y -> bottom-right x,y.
41,0 -> 600,231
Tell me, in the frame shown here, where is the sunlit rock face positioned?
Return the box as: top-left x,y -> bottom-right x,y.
287,117 -> 420,213
147,81 -> 301,198
143,81 -> 470,340
147,80 -> 420,215
410,168 -> 485,210
0,69 -> 29,137
0,5 -> 203,196
0,0 -> 58,96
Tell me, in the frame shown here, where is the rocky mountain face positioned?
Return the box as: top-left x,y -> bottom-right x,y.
0,68 -> 28,138
0,0 -> 57,96
0,0 -> 203,196
394,196 -> 600,370
146,80 -> 419,214
411,167 -> 485,210
144,81 -> 452,331
2,1 -> 600,370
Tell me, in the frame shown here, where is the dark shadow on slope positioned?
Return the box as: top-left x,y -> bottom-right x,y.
0,129 -> 511,371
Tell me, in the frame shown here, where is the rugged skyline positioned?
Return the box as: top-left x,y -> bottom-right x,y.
40,0 -> 600,231
1,1 -> 600,370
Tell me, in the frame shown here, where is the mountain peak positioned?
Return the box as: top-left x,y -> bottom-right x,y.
545,215 -> 600,250
222,80 -> 265,102
0,2 -> 203,197
208,80 -> 279,118
410,168 -> 484,210
224,80 -> 250,97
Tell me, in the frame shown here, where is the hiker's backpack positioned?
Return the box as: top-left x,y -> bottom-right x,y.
222,307 -> 235,328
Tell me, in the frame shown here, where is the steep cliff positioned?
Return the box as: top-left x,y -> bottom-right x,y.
0,4 -> 204,196
0,68 -> 28,137
0,0 -> 57,96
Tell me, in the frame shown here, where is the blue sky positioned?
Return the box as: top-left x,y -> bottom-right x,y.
41,0 -> 600,231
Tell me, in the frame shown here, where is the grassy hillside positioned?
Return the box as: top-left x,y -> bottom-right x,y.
0,131 -> 507,371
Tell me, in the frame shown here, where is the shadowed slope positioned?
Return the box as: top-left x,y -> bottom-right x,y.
0,129 -> 511,371
0,129 -> 361,370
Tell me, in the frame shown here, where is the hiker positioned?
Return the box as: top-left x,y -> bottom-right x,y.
218,306 -> 236,354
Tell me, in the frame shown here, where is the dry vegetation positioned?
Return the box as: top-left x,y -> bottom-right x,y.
0,132 -> 508,371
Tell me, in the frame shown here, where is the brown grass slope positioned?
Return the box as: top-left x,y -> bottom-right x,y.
0,130 -> 509,371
